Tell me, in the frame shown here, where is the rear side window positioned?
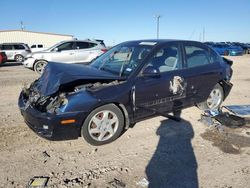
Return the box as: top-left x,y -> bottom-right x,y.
88,42 -> 97,48
14,45 -> 25,50
2,45 -> 13,50
209,48 -> 222,63
38,44 -> 43,48
185,45 -> 211,68
76,42 -> 97,49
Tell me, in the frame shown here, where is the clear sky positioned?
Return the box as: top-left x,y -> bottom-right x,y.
1,0 -> 250,45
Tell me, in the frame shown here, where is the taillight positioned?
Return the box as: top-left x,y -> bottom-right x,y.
101,49 -> 107,53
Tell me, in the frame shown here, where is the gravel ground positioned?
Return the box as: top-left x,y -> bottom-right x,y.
0,56 -> 250,188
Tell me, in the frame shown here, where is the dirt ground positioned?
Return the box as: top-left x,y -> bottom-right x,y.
0,56 -> 250,188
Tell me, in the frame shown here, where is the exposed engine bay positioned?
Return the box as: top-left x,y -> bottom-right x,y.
22,79 -> 121,113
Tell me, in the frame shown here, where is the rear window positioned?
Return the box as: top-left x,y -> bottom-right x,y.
2,45 -> 13,50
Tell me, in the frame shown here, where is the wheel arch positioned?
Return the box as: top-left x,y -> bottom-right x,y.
32,59 -> 48,70
218,80 -> 233,101
82,102 -> 131,130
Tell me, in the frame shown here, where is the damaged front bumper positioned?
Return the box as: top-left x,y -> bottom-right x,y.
18,91 -> 87,140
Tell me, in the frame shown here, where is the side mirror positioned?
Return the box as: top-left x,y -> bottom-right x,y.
142,66 -> 160,77
53,47 -> 59,52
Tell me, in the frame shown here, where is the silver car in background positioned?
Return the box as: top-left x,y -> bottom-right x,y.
23,39 -> 107,74
0,43 -> 31,62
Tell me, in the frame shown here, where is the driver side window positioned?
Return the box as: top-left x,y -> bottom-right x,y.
56,42 -> 75,51
146,44 -> 181,73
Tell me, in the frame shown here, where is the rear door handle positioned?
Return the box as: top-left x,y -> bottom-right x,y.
69,53 -> 74,55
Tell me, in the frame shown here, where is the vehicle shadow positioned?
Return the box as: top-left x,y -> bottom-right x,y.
0,62 -> 22,67
146,119 -> 198,188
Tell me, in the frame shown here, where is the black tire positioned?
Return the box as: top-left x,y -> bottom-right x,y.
81,104 -> 125,145
197,83 -> 224,111
34,60 -> 47,74
15,54 -> 24,62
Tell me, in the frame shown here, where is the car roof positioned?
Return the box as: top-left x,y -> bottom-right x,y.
1,43 -> 27,45
121,39 -> 203,46
59,39 -> 99,44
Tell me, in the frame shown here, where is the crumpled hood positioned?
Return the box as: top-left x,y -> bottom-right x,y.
35,62 -> 120,96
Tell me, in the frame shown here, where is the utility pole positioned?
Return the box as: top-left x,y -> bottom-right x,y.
20,21 -> 25,30
155,15 -> 161,39
203,27 -> 205,42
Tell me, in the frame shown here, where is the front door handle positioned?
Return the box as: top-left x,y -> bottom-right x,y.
69,53 -> 74,55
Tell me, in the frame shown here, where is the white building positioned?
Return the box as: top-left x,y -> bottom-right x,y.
0,30 -> 74,48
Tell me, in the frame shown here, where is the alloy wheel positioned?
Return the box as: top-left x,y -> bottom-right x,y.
206,88 -> 223,109
34,61 -> 47,74
15,55 -> 24,62
88,110 -> 119,142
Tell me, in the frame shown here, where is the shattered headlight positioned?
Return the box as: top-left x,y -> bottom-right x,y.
46,93 -> 68,114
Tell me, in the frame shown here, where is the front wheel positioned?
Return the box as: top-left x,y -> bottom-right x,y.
197,83 -> 224,111
81,104 -> 125,145
34,60 -> 47,74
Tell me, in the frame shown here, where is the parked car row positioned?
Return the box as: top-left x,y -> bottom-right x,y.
0,43 -> 31,62
0,39 -> 107,71
23,39 -> 107,74
204,41 -> 250,56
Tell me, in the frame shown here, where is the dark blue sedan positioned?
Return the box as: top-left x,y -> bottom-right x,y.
19,40 -> 233,145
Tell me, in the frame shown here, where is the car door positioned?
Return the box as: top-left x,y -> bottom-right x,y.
50,41 -> 76,63
13,44 -> 26,56
134,42 -> 188,120
181,42 -> 223,105
2,45 -> 14,60
75,41 -> 98,63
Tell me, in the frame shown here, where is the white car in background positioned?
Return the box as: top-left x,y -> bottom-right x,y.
30,44 -> 46,52
23,39 -> 107,74
0,43 -> 31,62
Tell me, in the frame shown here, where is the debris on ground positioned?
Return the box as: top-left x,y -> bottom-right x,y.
27,176 -> 49,188
223,105 -> 250,116
42,151 -> 50,158
199,107 -> 248,129
214,113 -> 245,128
108,178 -> 126,187
200,106 -> 250,154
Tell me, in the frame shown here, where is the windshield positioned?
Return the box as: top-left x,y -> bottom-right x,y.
90,43 -> 153,77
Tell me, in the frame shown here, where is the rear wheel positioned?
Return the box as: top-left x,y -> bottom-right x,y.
34,60 -> 47,74
197,83 -> 224,111
15,54 -> 24,62
81,104 -> 125,145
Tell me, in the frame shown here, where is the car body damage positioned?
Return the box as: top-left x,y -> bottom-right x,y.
169,76 -> 187,95
18,40 -> 233,145
21,62 -> 123,113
